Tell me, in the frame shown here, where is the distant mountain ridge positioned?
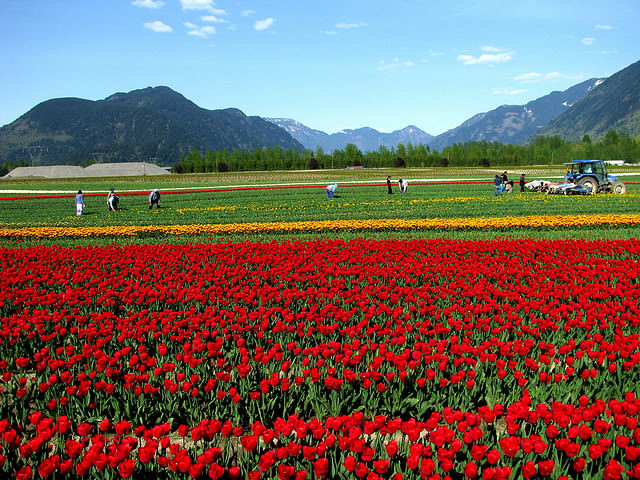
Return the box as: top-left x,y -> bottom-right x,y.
427,78 -> 605,150
539,59 -> 640,141
2,60 -> 638,167
0,86 -> 302,165
267,76 -> 612,152
265,118 -> 434,152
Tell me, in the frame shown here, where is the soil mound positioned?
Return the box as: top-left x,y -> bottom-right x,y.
4,162 -> 169,179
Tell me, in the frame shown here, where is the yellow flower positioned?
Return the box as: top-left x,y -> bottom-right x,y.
2,214 -> 640,238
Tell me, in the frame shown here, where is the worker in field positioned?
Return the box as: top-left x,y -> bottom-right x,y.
386,176 -> 393,194
149,189 -> 161,209
326,183 -> 337,199
398,179 -> 408,194
519,174 -> 526,192
494,175 -> 502,196
75,190 -> 84,216
107,188 -> 119,211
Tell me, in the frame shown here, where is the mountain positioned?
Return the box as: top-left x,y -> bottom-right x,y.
539,59 -> 640,142
0,86 -> 303,166
428,78 -> 604,150
265,118 -> 434,152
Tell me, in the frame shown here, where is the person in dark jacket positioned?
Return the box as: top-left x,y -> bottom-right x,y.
107,188 -> 119,211
494,175 -> 502,196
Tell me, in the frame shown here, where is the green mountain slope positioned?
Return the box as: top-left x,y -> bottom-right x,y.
0,86 -> 303,166
539,59 -> 640,142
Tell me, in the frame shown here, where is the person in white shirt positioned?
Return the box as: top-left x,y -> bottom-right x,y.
149,189 -> 161,209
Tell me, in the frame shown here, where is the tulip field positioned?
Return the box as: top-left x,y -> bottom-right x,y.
2,171 -> 640,479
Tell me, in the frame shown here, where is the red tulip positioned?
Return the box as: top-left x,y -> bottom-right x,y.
458,461 -> 475,479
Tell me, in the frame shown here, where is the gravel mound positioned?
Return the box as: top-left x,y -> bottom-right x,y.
4,162 -> 170,179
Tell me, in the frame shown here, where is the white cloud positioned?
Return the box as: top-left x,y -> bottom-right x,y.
201,15 -> 226,23
180,0 -> 224,14
336,22 -> 367,29
241,10 -> 256,17
132,0 -> 164,8
144,20 -> 172,32
324,30 -> 338,35
481,45 -> 502,52
254,18 -> 275,31
492,88 -> 527,95
377,58 -> 415,71
515,71 -> 585,83
582,37 -> 596,45
514,72 -> 543,82
457,51 -> 514,65
596,24 -> 613,30
185,22 -> 216,37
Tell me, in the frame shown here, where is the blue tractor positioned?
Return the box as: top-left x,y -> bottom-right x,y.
564,160 -> 626,194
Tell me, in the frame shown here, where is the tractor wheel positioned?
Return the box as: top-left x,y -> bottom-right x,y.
612,180 -> 627,194
577,176 -> 599,194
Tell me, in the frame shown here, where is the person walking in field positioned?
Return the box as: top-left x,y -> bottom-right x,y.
75,190 -> 84,216
398,179 -> 408,194
149,189 -> 161,209
326,183 -> 337,199
386,176 -> 393,194
520,173 -> 526,192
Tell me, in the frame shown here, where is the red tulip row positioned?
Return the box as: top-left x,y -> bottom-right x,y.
2,391 -> 640,479
1,238 -> 640,478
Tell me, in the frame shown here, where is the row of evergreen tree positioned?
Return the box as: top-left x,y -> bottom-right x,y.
174,131 -> 640,173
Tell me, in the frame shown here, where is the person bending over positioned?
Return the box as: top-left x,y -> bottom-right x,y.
149,189 -> 161,209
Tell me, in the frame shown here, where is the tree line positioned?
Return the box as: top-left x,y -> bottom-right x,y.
173,131 -> 640,173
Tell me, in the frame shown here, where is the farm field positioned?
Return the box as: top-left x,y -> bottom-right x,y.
2,168 -> 640,246
2,167 -> 640,479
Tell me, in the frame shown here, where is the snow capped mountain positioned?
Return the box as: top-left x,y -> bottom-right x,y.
267,72 -> 623,152
540,59 -> 640,141
428,77 -> 605,150
265,118 -> 433,152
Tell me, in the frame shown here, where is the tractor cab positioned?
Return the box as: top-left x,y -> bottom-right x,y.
564,160 -> 625,194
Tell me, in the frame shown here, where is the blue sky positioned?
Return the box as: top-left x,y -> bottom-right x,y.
1,1 -> 638,136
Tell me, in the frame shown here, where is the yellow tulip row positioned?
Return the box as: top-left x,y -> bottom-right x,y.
1,214 -> 640,238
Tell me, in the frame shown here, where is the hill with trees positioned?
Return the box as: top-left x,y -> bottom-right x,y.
0,86 -> 302,167
428,78 -> 604,150
539,59 -> 640,142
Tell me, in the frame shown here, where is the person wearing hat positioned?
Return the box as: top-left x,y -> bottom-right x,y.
107,188 -> 119,211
